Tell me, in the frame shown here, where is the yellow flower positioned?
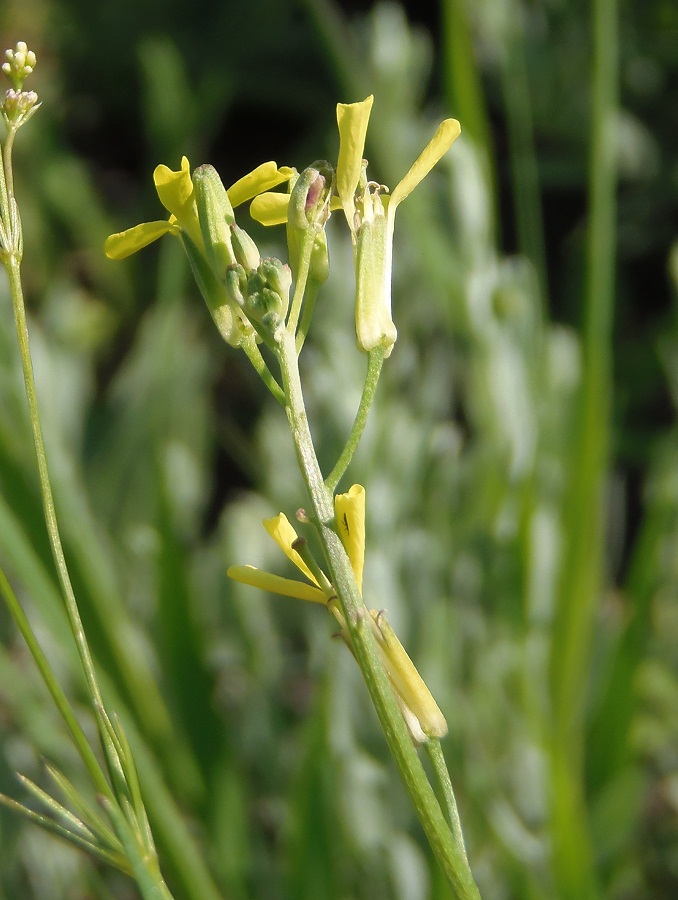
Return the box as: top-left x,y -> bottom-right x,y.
337,96 -> 461,355
228,484 -> 447,742
104,157 -> 293,260
227,512 -> 330,605
250,97 -> 461,357
334,483 -> 365,591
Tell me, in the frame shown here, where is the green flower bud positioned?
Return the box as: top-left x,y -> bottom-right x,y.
245,258 -> 292,324
287,162 -> 333,231
182,234 -> 252,347
230,223 -> 260,273
224,264 -> 248,310
192,164 -> 236,276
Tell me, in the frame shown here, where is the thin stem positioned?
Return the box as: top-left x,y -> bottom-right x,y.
276,329 -> 480,899
295,277 -> 320,353
325,347 -> 385,492
499,16 -> 547,309
0,565 -> 111,797
7,255 -> 104,709
287,229 -> 315,338
241,335 -> 285,405
548,0 -> 617,892
425,738 -> 468,863
1,143 -> 174,897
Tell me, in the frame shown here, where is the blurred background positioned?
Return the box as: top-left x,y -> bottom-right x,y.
0,0 -> 677,897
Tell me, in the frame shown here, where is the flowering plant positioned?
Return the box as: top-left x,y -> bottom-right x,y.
0,51 -> 477,896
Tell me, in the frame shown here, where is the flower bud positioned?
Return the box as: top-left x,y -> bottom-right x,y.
224,264 -> 248,310
287,162 -> 333,232
192,164 -> 236,276
230,223 -> 260,273
245,258 -> 292,325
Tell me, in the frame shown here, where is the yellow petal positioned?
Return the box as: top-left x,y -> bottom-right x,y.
250,192 -> 291,226
390,118 -> 461,209
336,95 -> 374,230
228,162 -> 295,209
227,565 -> 327,603
104,221 -> 177,259
371,611 -> 448,739
263,514 -> 319,586
153,156 -> 194,220
335,484 -> 366,592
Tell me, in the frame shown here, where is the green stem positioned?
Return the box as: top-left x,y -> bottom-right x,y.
548,0 -> 617,893
0,565 -> 111,796
425,738 -> 468,863
6,255 -> 105,709
499,14 -> 547,308
325,347 -> 385,492
241,334 -> 285,405
1,139 -> 174,895
287,229 -> 315,338
276,329 -> 480,899
295,277 -> 320,353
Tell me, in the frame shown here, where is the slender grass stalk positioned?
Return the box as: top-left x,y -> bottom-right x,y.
548,0 -> 618,892
441,0 -> 498,236
0,565 -> 110,795
498,10 -> 548,308
277,327 -> 480,899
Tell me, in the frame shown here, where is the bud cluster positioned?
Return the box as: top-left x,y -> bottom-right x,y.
2,42 -> 36,90
1,43 -> 40,129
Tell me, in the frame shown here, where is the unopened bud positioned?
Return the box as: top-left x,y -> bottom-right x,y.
230,223 -> 260,273
192,164 -> 236,276
3,42 -> 37,90
224,264 -> 248,310
287,162 -> 333,231
245,258 -> 292,325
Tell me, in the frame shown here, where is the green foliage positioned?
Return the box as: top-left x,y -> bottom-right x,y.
0,0 -> 677,897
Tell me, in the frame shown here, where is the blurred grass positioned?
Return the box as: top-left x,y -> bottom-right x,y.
0,0 -> 677,897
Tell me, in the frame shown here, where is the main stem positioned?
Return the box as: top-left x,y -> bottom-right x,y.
7,255 -> 104,708
276,329 -> 480,899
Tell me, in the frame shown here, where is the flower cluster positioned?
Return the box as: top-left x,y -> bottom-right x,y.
105,96 -> 460,358
1,42 -> 40,129
227,484 -> 447,743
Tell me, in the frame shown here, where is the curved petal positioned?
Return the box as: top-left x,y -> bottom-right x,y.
336,96 -> 374,230
104,220 -> 176,260
390,118 -> 461,209
263,514 -> 319,586
228,162 -> 296,208
335,484 -> 366,591
227,565 -> 327,603
154,156 -> 194,220
250,192 -> 291,226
